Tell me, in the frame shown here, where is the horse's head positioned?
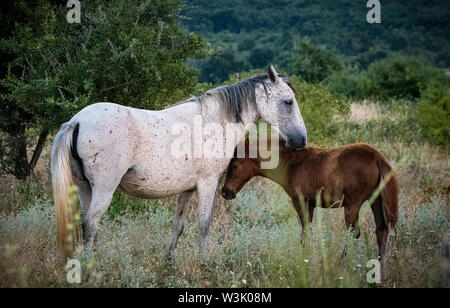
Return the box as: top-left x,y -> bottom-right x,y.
222,157 -> 258,200
221,141 -> 260,200
256,65 -> 307,149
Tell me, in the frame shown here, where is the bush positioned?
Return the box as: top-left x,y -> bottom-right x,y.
196,49 -> 247,83
322,69 -> 363,99
416,80 -> 450,147
288,39 -> 343,83
291,76 -> 349,146
360,55 -> 442,100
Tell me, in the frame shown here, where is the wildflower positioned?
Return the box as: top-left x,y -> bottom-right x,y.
304,259 -> 309,263
242,279 -> 247,285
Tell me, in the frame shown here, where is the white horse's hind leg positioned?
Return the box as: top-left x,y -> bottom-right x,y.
75,179 -> 92,215
82,187 -> 116,245
167,189 -> 195,260
196,178 -> 219,264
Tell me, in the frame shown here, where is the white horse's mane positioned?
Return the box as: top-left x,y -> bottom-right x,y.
169,73 -> 295,123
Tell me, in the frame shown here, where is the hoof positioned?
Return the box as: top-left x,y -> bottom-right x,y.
166,251 -> 175,261
200,257 -> 212,269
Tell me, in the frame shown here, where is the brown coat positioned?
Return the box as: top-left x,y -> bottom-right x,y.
222,137 -> 398,259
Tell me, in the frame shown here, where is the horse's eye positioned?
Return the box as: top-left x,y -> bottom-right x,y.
231,164 -> 237,170
284,100 -> 293,106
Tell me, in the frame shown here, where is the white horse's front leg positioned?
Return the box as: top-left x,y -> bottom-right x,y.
167,189 -> 195,260
196,178 -> 219,264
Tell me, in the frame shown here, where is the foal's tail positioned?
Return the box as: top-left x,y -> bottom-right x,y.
376,155 -> 399,232
51,122 -> 81,259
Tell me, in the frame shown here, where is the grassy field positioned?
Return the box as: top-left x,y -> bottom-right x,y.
0,101 -> 448,288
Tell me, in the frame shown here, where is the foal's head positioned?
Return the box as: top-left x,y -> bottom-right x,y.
221,136 -> 286,200
221,155 -> 260,200
222,138 -> 265,200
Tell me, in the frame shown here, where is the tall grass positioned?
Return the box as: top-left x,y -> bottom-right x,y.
0,101 -> 448,288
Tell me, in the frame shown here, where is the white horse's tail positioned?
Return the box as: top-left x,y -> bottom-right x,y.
51,122 -> 81,259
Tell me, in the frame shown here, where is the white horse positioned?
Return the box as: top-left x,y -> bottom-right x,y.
51,65 -> 307,262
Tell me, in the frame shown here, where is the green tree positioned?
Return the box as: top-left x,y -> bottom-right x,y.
288,39 -> 343,83
249,47 -> 275,69
197,49 -> 247,83
360,55 -> 443,100
322,69 -> 363,99
416,80 -> 450,147
0,0 -> 211,179
290,76 -> 349,145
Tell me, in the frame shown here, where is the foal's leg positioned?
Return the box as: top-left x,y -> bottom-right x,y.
308,206 -> 315,223
291,195 -> 310,239
344,204 -> 361,239
167,189 -> 195,260
196,178 -> 219,264
371,198 -> 388,261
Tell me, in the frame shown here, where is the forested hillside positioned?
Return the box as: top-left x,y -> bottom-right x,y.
182,0 -> 450,82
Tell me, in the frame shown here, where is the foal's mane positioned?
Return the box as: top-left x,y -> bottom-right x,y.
169,73 -> 295,123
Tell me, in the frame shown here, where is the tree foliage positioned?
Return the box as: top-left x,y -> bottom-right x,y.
291,76 -> 349,146
416,80 -> 450,147
359,55 -> 445,100
0,0 -> 211,179
288,39 -> 343,83
183,0 -> 450,82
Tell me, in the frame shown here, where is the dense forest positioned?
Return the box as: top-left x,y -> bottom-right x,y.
182,0 -> 450,82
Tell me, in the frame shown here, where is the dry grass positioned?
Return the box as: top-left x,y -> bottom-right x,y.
348,101 -> 382,123
0,101 -> 449,288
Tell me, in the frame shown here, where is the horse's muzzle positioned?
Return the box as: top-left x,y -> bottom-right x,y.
221,188 -> 236,200
286,134 -> 307,149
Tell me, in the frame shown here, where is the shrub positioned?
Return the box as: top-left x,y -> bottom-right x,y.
197,49 -> 247,83
360,55 -> 442,100
288,39 -> 343,83
291,76 -> 349,146
416,80 -> 450,147
322,69 -> 363,99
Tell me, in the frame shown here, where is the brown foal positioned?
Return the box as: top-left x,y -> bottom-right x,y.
221,137 -> 398,260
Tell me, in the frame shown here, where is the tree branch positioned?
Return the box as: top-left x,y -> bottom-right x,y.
99,78 -> 153,93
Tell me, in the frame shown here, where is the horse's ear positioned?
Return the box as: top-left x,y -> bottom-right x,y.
268,65 -> 279,84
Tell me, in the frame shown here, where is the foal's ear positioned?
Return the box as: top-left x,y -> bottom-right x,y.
268,65 -> 279,84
